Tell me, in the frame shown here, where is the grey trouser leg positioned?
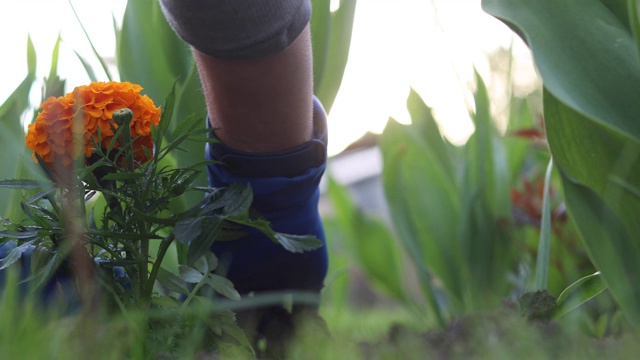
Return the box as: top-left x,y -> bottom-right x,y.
159,0 -> 311,60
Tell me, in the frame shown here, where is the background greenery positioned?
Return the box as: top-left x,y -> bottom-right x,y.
2,0 -> 640,358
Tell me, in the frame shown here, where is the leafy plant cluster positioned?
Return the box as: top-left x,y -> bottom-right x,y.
326,77 -> 602,327
484,0 -> 640,332
0,86 -> 324,355
324,0 -> 640,345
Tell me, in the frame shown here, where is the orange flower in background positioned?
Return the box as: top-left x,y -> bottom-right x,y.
25,81 -> 161,171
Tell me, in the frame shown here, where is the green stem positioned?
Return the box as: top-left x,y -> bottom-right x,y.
165,274 -> 207,350
137,214 -> 149,306
141,234 -> 175,307
179,277 -> 207,314
112,108 -> 135,172
136,247 -> 147,309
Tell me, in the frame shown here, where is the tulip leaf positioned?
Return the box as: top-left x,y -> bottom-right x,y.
483,0 -> 640,328
0,36 -> 36,219
483,0 -> 640,142
313,0 -> 357,112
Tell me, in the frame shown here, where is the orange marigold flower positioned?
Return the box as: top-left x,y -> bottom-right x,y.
25,81 -> 161,172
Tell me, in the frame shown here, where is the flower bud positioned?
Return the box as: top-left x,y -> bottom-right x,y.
113,108 -> 134,127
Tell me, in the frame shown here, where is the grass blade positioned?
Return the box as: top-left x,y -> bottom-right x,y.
535,158 -> 554,290
68,0 -> 112,81
555,271 -> 607,318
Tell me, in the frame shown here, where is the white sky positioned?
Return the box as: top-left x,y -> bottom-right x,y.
0,0 -> 537,155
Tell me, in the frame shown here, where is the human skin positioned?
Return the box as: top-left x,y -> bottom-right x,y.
192,24 -> 314,153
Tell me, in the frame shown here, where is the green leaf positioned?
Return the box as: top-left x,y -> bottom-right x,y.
216,224 -> 247,242
326,175 -> 406,302
205,273 -> 241,301
202,183 -> 253,221
484,0 -> 640,329
314,0 -> 357,112
467,71 -> 511,219
0,179 -> 49,190
26,35 -> 36,75
151,295 -> 180,308
0,230 -> 40,240
556,271 -> 607,317
169,64 -> 209,209
100,172 -> 146,181
483,0 -> 640,143
630,0 -> 640,58
381,112 -> 462,306
164,112 -> 199,145
380,106 -> 459,325
0,36 -> 36,218
212,312 -> 254,356
179,264 -> 204,284
610,175 -> 640,199
213,183 -> 253,218
194,252 -> 218,274
42,34 -> 66,100
504,96 -> 538,183
69,0 -> 112,80
118,0 -> 189,104
153,82 -> 177,151
72,49 -> 98,82
0,241 -> 35,270
24,237 -> 72,291
274,233 -> 323,253
454,74 -> 515,308
560,168 -> 640,328
603,0 -> 632,31
544,90 -> 640,267
311,0 -> 332,88
407,88 -> 456,176
194,254 -> 208,274
156,267 -> 190,295
186,216 -> 223,265
173,217 -> 202,245
535,158 -> 554,290
225,210 -> 321,254
192,252 -> 219,274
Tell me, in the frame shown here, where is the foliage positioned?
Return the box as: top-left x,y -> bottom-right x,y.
0,267 -> 137,360
311,0 -> 357,113
0,37 -> 36,219
0,86 -> 321,356
325,64 -> 603,330
324,175 -> 406,303
483,0 -> 640,330
377,81 -> 524,324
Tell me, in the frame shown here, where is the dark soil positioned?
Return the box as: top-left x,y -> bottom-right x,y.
188,291 -> 640,359
357,292 -> 640,360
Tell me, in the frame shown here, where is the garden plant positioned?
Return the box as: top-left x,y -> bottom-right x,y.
1,79 -> 326,357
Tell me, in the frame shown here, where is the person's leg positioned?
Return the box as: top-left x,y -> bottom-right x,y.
160,1 -> 329,354
159,0 -> 314,152
193,24 -> 314,153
